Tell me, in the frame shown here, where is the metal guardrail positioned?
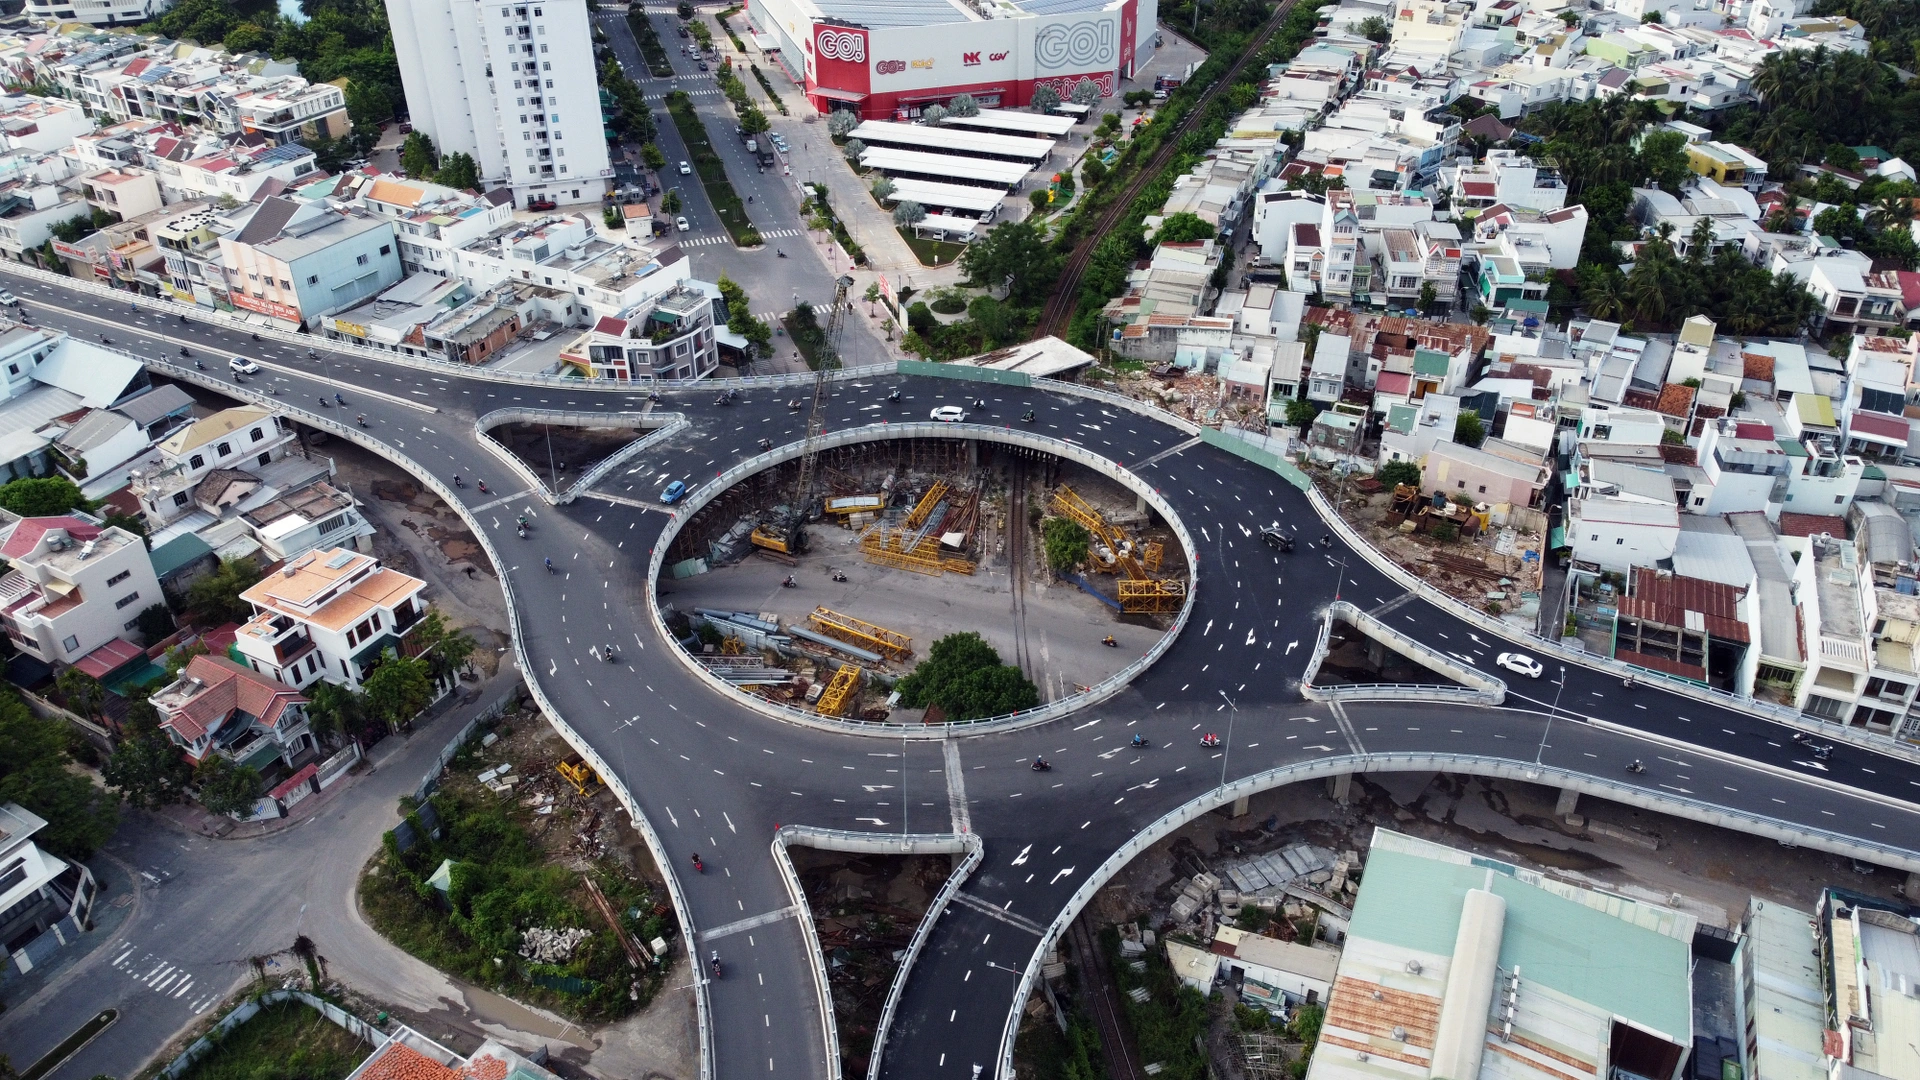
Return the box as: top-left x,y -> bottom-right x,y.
0,259 -> 889,393
863,832 -> 982,1080
1302,487 -> 1920,764
1300,601 -> 1507,705
993,748 -> 1920,1079
643,421 -> 1199,739
471,407 -> 683,505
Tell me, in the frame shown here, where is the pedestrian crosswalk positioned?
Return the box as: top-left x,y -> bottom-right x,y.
752,303 -> 832,322
645,86 -> 720,97
758,228 -> 802,240
680,235 -> 730,247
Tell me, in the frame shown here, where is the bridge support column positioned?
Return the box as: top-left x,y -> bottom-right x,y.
1137,492 -> 1147,513
1327,773 -> 1353,804
968,439 -> 978,468
1556,788 -> 1580,818
1229,795 -> 1249,818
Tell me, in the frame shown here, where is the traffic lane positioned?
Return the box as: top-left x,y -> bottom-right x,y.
874,902 -> 1037,1080
706,916 -> 833,1080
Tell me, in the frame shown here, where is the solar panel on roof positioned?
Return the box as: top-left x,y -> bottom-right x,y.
325,550 -> 355,569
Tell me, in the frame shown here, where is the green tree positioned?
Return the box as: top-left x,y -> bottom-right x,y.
1154,211 -> 1216,244
56,668 -> 106,721
1377,460 -> 1422,488
304,680 -> 369,747
662,189 -> 683,214
892,200 -> 927,227
0,475 -> 84,516
1082,155 -> 1108,188
871,176 -> 895,201
433,152 -> 480,190
1069,80 -> 1100,108
844,138 -> 866,159
401,130 -> 438,179
677,1 -> 694,16
897,633 -> 1038,721
410,611 -> 477,684
1284,397 -> 1321,433
345,80 -> 393,130
194,756 -> 263,818
0,694 -> 119,859
1418,280 -> 1438,313
103,699 -> 191,810
741,108 -> 771,135
1455,412 -> 1486,448
827,110 -> 858,138
642,142 -> 667,170
958,218 -> 1059,306
363,650 -> 434,733
947,93 -> 981,117
1356,14 -> 1390,40
1030,84 -> 1061,113
187,557 -> 264,624
135,603 -> 174,643
1041,516 -> 1091,571
920,104 -> 949,125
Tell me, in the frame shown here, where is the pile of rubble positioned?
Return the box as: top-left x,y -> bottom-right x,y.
519,925 -> 593,963
1163,844 -> 1363,940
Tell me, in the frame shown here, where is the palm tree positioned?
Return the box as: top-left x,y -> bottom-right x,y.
1869,193 -> 1914,233
1583,271 -> 1628,320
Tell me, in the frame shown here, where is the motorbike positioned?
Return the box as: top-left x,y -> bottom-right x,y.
691,854 -> 704,872
759,438 -> 773,450
194,359 -> 205,370
356,415 -> 367,428
1030,759 -> 1051,772
1201,734 -> 1220,748
1131,735 -> 1151,749
781,575 -> 798,589
452,476 -> 465,488
477,481 -> 490,494
604,644 -> 619,662
776,250 -> 787,258
1626,760 -> 1646,775
1021,410 -> 1035,423
251,333 -> 260,341
1101,636 -> 1118,647
888,389 -> 901,402
709,953 -> 722,979
831,570 -> 847,582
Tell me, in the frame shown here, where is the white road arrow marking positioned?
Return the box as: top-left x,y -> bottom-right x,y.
1049,867 -> 1076,884
1286,640 -> 1299,654
855,817 -> 890,826
1010,844 -> 1032,867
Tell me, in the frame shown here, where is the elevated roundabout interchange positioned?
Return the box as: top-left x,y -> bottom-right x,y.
10,263 -> 1920,1080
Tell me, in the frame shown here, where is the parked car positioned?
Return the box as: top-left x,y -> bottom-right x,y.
929,406 -> 966,423
1495,652 -> 1543,679
527,196 -> 556,210
676,216 -> 691,231
228,356 -> 261,375
661,480 -> 687,504
677,25 -> 688,36
679,160 -> 692,174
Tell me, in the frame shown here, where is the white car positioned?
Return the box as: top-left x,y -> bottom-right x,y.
679,161 -> 692,175
228,356 -> 261,375
929,405 -> 966,423
1496,652 -> 1543,679
0,289 -> 16,305
675,216 -> 691,232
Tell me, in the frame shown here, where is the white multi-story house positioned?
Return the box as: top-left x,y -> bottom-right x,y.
354,176 -> 518,279
20,0 -> 172,29
233,547 -> 429,690
388,0 -> 612,208
0,516 -> 161,665
454,213 -> 696,326
1450,149 -> 1568,212
1690,417 -> 1793,515
131,406 -> 301,526
0,802 -> 98,979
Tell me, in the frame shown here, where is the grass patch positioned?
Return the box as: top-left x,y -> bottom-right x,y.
804,186 -> 867,266
663,92 -> 757,246
929,295 -> 967,315
358,785 -> 669,1023
750,64 -> 789,115
897,227 -> 967,267
716,5 -> 747,51
625,9 -> 674,78
783,310 -> 829,369
171,1001 -> 368,1080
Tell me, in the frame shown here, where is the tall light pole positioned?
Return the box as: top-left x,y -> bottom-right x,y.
1533,664 -> 1567,766
1217,689 -> 1240,790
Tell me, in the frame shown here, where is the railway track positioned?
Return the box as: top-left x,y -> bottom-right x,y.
1036,0 -> 1306,338
1007,458 -> 1035,683
1067,914 -> 1142,1080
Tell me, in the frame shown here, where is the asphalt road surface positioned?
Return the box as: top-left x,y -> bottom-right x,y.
4,265 -> 1918,1080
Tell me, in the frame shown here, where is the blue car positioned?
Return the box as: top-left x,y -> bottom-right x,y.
661,480 -> 687,505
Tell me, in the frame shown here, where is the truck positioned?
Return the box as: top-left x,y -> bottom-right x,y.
745,138 -> 758,154
757,148 -> 775,167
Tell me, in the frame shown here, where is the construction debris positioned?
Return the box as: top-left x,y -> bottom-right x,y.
519,926 -> 593,963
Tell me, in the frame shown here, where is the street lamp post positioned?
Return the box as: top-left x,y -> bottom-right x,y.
1533,665 -> 1567,766
1217,689 -> 1240,790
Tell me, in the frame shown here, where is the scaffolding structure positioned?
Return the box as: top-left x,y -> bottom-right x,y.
808,607 -> 912,661
817,663 -> 862,716
859,525 -> 977,576
904,480 -> 950,530
1049,485 -> 1183,613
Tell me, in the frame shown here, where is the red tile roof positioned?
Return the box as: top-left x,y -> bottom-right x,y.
1375,371 -> 1411,395
161,653 -> 306,743
1463,181 -> 1497,197
1655,383 -> 1697,418
267,762 -> 318,800
1849,410 -> 1910,443
74,637 -> 144,680
1734,421 -> 1776,440
1620,567 -> 1750,642
1615,648 -> 1707,682
1778,512 -> 1847,538
0,517 -> 101,560
592,316 -> 627,336
357,1043 -> 460,1080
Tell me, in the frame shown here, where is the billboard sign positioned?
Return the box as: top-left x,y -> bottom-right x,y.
811,23 -> 871,96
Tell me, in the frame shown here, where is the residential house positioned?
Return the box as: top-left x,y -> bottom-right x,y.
1690,419 -> 1793,515
1450,149 -> 1568,212
0,802 -> 98,979
559,284 -> 723,382
1210,925 -> 1338,1014
0,516 -> 161,665
1307,335 -> 1351,404
130,406 -> 300,526
1307,410 -> 1365,467
1611,566 -> 1752,690
150,653 -> 313,778
217,197 -> 402,327
233,547 -> 430,691
1426,439 -> 1551,525
1568,494 -> 1680,573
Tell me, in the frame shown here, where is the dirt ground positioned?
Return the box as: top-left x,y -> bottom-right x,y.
787,849 -> 950,1078
663,454 -> 1180,711
489,423 -> 644,491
